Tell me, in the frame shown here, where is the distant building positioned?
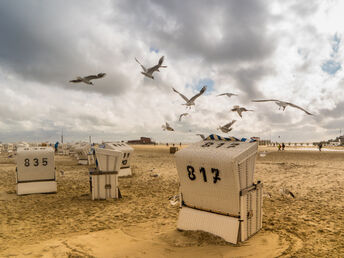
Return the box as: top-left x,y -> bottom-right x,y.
339,136 -> 344,145
258,139 -> 270,146
127,137 -> 155,145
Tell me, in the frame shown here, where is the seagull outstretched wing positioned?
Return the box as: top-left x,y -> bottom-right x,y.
69,78 -> 82,83
84,73 -> 106,81
179,113 -> 189,121
286,102 -> 313,115
135,58 -> 147,72
189,86 -> 207,102
196,134 -> 205,140
172,88 -> 190,102
146,56 -> 167,74
217,93 -> 238,98
223,120 -> 236,129
251,99 -> 279,102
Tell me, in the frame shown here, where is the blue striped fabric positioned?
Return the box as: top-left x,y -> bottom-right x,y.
204,134 -> 257,142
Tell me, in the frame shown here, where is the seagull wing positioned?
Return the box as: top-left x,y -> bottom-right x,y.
69,79 -> 82,83
189,86 -> 207,102
179,113 -> 188,121
84,75 -> 99,81
158,56 -> 164,66
96,73 -> 106,78
135,58 -> 147,72
147,56 -> 167,73
217,93 -> 238,97
288,190 -> 295,198
146,64 -> 160,74
286,102 -> 313,115
196,134 -> 205,140
251,99 -> 279,102
84,73 -> 106,81
223,120 -> 236,128
172,88 -> 189,102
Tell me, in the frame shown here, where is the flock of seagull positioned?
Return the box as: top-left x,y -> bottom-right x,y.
69,55 -> 314,139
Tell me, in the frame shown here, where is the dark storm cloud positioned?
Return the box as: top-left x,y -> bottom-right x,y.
115,0 -> 276,63
318,101 -> 344,119
0,0 -> 277,97
0,1 -> 127,96
114,0 -> 278,102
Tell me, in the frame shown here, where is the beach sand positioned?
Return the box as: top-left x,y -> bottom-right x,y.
0,145 -> 343,257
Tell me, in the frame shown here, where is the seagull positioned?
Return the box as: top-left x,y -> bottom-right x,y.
251,99 -> 313,115
168,195 -> 180,206
135,56 -> 167,79
162,122 -> 174,131
217,93 -> 238,98
217,120 -> 236,133
280,186 -> 295,198
172,86 -> 207,109
178,113 -> 189,122
263,192 -> 272,199
196,134 -> 205,140
69,73 -> 106,85
231,105 -> 254,118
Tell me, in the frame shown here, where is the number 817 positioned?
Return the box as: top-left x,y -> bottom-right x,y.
186,165 -> 221,184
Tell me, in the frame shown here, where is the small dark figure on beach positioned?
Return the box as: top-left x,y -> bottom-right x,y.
318,142 -> 323,151
278,143 -> 281,151
282,143 -> 285,151
54,141 -> 59,153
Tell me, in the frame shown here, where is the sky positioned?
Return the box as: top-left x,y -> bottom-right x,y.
0,0 -> 344,143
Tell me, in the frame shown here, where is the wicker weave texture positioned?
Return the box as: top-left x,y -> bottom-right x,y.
95,148 -> 123,172
175,141 -> 258,216
104,142 -> 134,170
239,185 -> 263,241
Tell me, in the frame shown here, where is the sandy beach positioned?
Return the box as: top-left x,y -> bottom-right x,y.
0,145 -> 343,257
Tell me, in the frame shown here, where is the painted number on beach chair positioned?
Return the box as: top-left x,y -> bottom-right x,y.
24,158 -> 48,167
201,141 -> 240,149
186,165 -> 221,184
227,143 -> 240,148
187,165 -> 196,180
201,142 -> 214,147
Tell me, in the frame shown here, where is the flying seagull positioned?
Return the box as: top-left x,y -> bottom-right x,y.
231,105 -> 253,118
172,86 -> 207,109
135,56 -> 167,79
251,99 -> 313,115
217,93 -> 238,98
162,122 -> 174,131
178,113 -> 189,122
69,73 -> 106,85
196,134 -> 205,140
217,120 -> 236,133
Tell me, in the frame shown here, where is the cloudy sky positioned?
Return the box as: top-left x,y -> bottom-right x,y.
1,0 -> 344,143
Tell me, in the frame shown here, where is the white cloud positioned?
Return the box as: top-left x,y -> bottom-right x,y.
0,0 -> 343,143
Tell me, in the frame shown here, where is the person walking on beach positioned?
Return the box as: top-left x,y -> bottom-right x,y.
282,143 -> 285,151
54,141 -> 59,153
278,143 -> 281,151
318,142 -> 323,151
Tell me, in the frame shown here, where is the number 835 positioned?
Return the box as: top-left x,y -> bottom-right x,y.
24,158 -> 48,167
